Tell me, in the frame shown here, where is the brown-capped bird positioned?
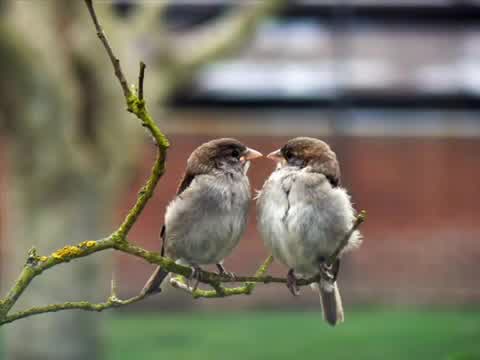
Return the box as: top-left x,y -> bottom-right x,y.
142,138 -> 262,294
256,137 -> 361,326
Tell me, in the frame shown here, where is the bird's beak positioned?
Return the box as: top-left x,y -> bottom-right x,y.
267,149 -> 286,167
267,149 -> 282,161
241,148 -> 263,162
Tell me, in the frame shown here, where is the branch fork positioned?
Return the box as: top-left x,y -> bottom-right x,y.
0,0 -> 366,326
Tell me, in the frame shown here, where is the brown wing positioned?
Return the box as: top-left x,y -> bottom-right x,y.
176,171 -> 196,196
317,150 -> 341,188
324,158 -> 341,188
162,170 -> 198,256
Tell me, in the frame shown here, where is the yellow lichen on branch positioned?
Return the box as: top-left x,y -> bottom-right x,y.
0,209 -> 366,326
52,246 -> 82,260
0,0 -> 364,327
78,240 -> 97,248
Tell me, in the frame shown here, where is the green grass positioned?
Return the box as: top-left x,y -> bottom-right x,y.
107,309 -> 480,360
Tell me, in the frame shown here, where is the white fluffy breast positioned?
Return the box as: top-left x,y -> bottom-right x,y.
257,167 -> 360,276
165,172 -> 251,265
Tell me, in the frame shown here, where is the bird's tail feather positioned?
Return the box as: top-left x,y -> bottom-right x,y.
314,279 -> 344,326
142,266 -> 169,295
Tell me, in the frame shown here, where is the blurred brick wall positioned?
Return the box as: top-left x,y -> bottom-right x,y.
111,134 -> 480,307
1,134 -> 478,308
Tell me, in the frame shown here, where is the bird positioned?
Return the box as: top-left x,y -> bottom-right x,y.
256,137 -> 361,326
142,138 -> 262,295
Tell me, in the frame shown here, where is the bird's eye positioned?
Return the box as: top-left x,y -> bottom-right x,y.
284,150 -> 293,160
231,149 -> 240,158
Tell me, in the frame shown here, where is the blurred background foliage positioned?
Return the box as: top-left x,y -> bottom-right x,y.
1,1 -> 479,359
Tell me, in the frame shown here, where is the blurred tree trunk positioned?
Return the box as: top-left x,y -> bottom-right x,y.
0,0 -> 282,358
0,2 -> 140,359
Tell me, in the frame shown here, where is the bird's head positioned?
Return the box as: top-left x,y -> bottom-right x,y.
188,138 -> 262,175
267,137 -> 340,186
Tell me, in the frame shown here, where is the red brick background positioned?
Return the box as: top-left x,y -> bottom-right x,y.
110,134 -> 480,307
1,134 -> 477,307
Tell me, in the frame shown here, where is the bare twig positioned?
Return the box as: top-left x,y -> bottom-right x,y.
1,292 -> 149,326
84,0 -> 130,99
138,61 -> 146,101
327,210 -> 367,265
0,0 -> 363,326
0,209 -> 365,324
84,0 -> 170,239
170,256 -> 276,299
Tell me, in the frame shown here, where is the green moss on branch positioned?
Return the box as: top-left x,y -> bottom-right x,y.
0,0 -> 364,327
0,209 -> 366,325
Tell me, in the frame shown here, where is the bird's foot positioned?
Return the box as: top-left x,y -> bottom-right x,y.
216,263 -> 235,279
318,258 -> 340,283
286,269 -> 300,296
187,264 -> 202,291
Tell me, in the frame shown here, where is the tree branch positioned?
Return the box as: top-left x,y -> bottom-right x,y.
0,209 -> 365,325
328,210 -> 366,265
158,0 -> 287,98
0,0 -> 365,326
138,61 -> 146,101
2,273 -> 146,325
179,1 -> 284,68
1,290 -> 148,326
170,255 -> 275,299
84,0 -> 130,100
84,0 -> 169,239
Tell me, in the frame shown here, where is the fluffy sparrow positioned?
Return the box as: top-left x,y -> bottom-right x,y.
256,137 -> 361,326
142,138 -> 262,294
